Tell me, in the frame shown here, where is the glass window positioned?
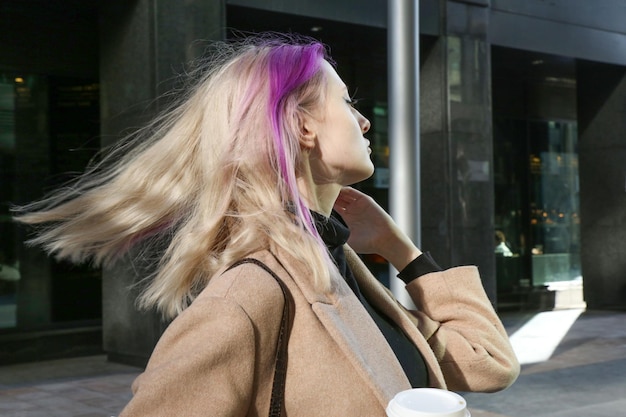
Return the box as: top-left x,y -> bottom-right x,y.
0,75 -> 18,328
0,73 -> 101,330
493,118 -> 580,294
492,46 -> 580,308
528,121 -> 580,286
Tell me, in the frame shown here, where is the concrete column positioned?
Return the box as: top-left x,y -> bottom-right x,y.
420,0 -> 496,301
578,60 -> 626,310
100,0 -> 226,365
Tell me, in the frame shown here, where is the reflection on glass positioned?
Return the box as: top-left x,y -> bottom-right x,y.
0,73 -> 101,330
0,74 -> 18,328
494,119 -> 580,296
528,121 -> 580,286
371,102 -> 389,190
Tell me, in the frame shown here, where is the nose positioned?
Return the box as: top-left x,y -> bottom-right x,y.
359,113 -> 371,134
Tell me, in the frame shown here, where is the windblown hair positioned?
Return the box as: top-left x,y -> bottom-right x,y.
14,34 -> 335,318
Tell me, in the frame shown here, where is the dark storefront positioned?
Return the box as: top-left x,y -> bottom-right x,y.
492,47 -> 581,309
0,0 -> 102,362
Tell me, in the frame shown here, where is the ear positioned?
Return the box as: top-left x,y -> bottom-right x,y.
299,114 -> 317,150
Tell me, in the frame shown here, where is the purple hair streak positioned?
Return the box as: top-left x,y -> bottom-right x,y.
266,41 -> 327,236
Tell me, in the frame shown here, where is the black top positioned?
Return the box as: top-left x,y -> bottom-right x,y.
312,210 -> 442,388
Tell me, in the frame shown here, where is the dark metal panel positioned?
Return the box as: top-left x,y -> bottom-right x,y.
0,0 -> 99,76
228,0 -> 441,33
490,9 -> 626,66
493,0 -> 626,35
227,0 -> 387,27
420,0 -> 440,36
455,0 -> 489,6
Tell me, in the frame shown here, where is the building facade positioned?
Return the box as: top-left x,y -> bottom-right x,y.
1,0 -> 625,364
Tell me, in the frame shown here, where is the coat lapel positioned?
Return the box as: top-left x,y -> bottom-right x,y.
344,246 -> 447,389
267,247 -> 411,408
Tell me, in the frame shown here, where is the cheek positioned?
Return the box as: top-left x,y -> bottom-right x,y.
332,115 -> 357,142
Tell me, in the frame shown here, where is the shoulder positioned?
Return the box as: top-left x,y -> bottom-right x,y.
192,250 -> 288,323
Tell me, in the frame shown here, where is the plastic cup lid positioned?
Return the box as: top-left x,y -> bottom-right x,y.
386,388 -> 470,417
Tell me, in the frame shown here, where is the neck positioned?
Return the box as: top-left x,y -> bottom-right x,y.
296,177 -> 341,217
296,156 -> 343,216
312,183 -> 342,216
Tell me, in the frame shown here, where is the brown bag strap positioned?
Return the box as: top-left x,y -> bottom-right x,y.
225,258 -> 295,417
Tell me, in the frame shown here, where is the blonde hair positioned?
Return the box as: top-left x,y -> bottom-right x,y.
14,34 -> 335,318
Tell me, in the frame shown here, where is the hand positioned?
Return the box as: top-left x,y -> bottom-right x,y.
333,187 -> 421,271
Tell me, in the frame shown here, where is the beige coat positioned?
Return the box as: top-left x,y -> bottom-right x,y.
120,246 -> 519,417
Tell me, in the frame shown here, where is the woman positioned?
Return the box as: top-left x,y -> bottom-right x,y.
15,35 -> 519,416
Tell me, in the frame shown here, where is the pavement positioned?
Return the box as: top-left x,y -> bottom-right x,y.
0,307 -> 625,417
465,308 -> 626,417
0,355 -> 137,417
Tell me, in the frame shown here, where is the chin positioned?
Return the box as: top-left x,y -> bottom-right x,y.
345,166 -> 375,185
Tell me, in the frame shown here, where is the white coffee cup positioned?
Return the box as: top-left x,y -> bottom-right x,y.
386,388 -> 470,417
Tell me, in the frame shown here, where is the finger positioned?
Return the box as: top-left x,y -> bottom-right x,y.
338,186 -> 361,200
335,191 -> 354,208
336,187 -> 361,206
333,198 -> 349,213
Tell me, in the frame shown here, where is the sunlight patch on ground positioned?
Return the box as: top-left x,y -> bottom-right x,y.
509,308 -> 584,365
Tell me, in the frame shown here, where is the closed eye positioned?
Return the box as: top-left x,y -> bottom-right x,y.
343,86 -> 363,108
